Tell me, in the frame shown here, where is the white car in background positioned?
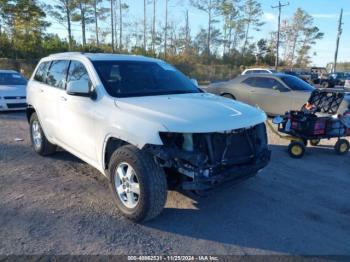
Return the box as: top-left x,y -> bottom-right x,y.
241,68 -> 277,75
26,52 -> 270,222
0,70 -> 27,111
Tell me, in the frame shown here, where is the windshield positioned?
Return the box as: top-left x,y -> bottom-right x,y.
281,75 -> 315,91
0,72 -> 27,85
92,60 -> 200,97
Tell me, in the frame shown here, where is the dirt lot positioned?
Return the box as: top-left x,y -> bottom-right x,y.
0,111 -> 350,255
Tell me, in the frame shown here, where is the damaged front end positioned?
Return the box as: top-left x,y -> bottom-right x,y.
145,123 -> 271,190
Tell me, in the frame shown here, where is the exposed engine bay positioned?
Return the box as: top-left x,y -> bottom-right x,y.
145,123 -> 271,190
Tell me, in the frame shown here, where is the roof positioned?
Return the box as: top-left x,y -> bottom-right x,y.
0,70 -> 19,73
47,52 -> 162,62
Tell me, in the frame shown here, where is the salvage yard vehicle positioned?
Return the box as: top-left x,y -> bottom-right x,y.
270,89 -> 350,158
26,52 -> 271,222
206,73 -> 315,116
0,70 -> 27,111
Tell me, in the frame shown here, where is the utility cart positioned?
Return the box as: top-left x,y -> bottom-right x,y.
269,89 -> 350,158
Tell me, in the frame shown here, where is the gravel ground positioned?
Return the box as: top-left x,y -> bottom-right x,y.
0,111 -> 349,255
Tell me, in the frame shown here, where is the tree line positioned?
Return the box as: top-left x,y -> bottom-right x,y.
0,0 -> 324,79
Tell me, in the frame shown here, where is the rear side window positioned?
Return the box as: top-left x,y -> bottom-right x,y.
242,77 -> 256,86
34,61 -> 51,83
254,77 -> 282,89
67,61 -> 91,88
46,60 -> 70,89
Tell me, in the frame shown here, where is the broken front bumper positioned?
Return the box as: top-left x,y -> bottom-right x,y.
146,123 -> 271,190
145,146 -> 271,190
181,149 -> 271,190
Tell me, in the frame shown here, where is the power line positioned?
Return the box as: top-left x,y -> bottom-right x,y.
333,8 -> 343,73
271,1 -> 289,71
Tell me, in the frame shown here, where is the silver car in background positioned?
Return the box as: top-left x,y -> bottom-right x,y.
0,70 -> 27,111
206,73 -> 315,115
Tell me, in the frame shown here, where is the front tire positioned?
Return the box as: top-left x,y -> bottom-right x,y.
29,112 -> 56,156
109,145 -> 167,222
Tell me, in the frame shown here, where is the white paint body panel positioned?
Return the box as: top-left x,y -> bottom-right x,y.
27,53 -> 266,177
0,85 -> 27,111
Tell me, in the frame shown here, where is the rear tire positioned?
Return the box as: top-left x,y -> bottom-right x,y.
288,141 -> 305,159
335,139 -> 349,155
29,112 -> 56,156
109,145 -> 167,222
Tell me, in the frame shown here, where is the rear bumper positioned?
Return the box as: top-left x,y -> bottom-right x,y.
182,149 -> 271,190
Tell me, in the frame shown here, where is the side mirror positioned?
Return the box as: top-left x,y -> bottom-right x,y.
272,85 -> 279,91
67,80 -> 91,97
191,78 -> 199,87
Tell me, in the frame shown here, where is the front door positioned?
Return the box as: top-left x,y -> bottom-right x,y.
57,60 -> 97,162
249,77 -> 293,115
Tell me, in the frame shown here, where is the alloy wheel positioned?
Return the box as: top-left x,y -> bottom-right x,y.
114,162 -> 140,209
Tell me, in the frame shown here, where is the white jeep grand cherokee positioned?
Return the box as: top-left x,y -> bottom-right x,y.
26,52 -> 270,222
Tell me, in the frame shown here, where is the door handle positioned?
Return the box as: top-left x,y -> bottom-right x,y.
60,96 -> 67,102
38,88 -> 44,93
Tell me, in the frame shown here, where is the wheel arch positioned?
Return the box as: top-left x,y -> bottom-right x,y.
221,92 -> 236,100
26,105 -> 35,123
103,136 -> 129,172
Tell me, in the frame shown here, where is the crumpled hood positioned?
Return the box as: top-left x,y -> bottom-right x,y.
0,85 -> 26,97
115,93 -> 266,133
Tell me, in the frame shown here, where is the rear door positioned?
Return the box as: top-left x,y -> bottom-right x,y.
44,60 -> 70,139
239,77 -> 258,104
30,61 -> 52,135
31,60 -> 69,139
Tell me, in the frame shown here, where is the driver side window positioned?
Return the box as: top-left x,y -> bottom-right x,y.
67,61 -> 92,90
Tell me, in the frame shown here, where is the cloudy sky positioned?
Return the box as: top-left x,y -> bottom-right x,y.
47,0 -> 350,67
